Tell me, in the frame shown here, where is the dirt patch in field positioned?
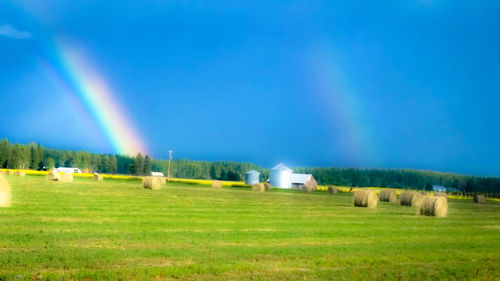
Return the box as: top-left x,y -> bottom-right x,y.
120,257 -> 174,267
481,225 -> 500,229
40,217 -> 116,223
216,239 -> 363,248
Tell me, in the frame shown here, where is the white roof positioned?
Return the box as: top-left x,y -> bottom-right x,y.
246,170 -> 260,175
290,173 -> 313,184
271,163 -> 292,172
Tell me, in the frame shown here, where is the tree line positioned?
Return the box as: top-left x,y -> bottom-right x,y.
151,159 -> 268,181
0,138 -> 152,175
0,138 -> 498,192
0,138 -> 262,179
294,167 -> 500,193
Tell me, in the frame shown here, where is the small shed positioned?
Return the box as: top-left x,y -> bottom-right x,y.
245,170 -> 260,185
290,173 -> 318,190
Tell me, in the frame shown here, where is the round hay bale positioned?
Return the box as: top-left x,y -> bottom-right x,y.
159,177 -> 166,185
263,183 -> 272,191
252,183 -> 265,192
353,189 -> 378,208
473,194 -> 486,204
400,192 -> 424,207
419,196 -> 448,217
379,189 -> 397,203
411,192 -> 425,207
302,185 -> 314,193
47,171 -> 61,181
0,175 -> 11,207
211,180 -> 223,190
304,180 -> 317,191
4,170 -> 13,176
93,173 -> 103,181
327,186 -> 338,194
59,172 -> 73,183
143,177 -> 161,190
14,171 -> 26,177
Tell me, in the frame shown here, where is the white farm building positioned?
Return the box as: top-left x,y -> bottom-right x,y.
268,163 -> 317,190
245,170 -> 260,185
56,167 -> 82,174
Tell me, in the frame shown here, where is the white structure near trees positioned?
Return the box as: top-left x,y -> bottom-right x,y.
269,163 -> 317,190
245,170 -> 260,185
270,163 -> 293,188
56,167 -> 82,174
151,172 -> 165,177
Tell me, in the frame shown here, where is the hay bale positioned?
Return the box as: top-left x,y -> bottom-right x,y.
14,171 -> 26,177
304,179 -> 318,191
252,183 -> 265,192
327,186 -> 338,194
59,172 -> 73,183
0,175 -> 11,207
353,189 -> 378,208
93,173 -> 103,181
211,180 -> 223,190
419,196 -> 448,217
47,171 -> 61,181
302,185 -> 314,192
264,182 -> 272,191
159,177 -> 166,185
434,192 -> 447,197
379,189 -> 397,203
143,177 -> 161,190
400,192 -> 424,207
4,170 -> 13,176
473,194 -> 486,204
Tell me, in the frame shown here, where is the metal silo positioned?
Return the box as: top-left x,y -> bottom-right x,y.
269,163 -> 292,188
245,170 -> 260,185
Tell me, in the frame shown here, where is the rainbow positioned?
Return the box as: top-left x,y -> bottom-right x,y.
306,43 -> 376,163
44,41 -> 147,156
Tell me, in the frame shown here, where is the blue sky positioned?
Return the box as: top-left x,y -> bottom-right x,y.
0,1 -> 499,175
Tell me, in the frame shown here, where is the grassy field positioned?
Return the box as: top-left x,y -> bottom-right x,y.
0,176 -> 499,280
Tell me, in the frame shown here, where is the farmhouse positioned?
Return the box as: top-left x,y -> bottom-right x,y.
268,163 -> 317,189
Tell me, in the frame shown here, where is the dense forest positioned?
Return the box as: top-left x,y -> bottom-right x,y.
0,138 -> 265,179
0,138 -> 498,192
294,167 -> 500,193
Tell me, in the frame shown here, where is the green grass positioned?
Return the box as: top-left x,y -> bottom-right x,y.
0,176 -> 499,280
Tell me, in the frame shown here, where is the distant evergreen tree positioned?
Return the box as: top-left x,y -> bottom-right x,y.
111,156 -> 117,174
102,155 -> 112,173
36,144 -> 44,169
144,155 -> 152,176
134,153 -> 144,176
29,143 -> 39,170
45,158 -> 55,169
0,138 -> 12,168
